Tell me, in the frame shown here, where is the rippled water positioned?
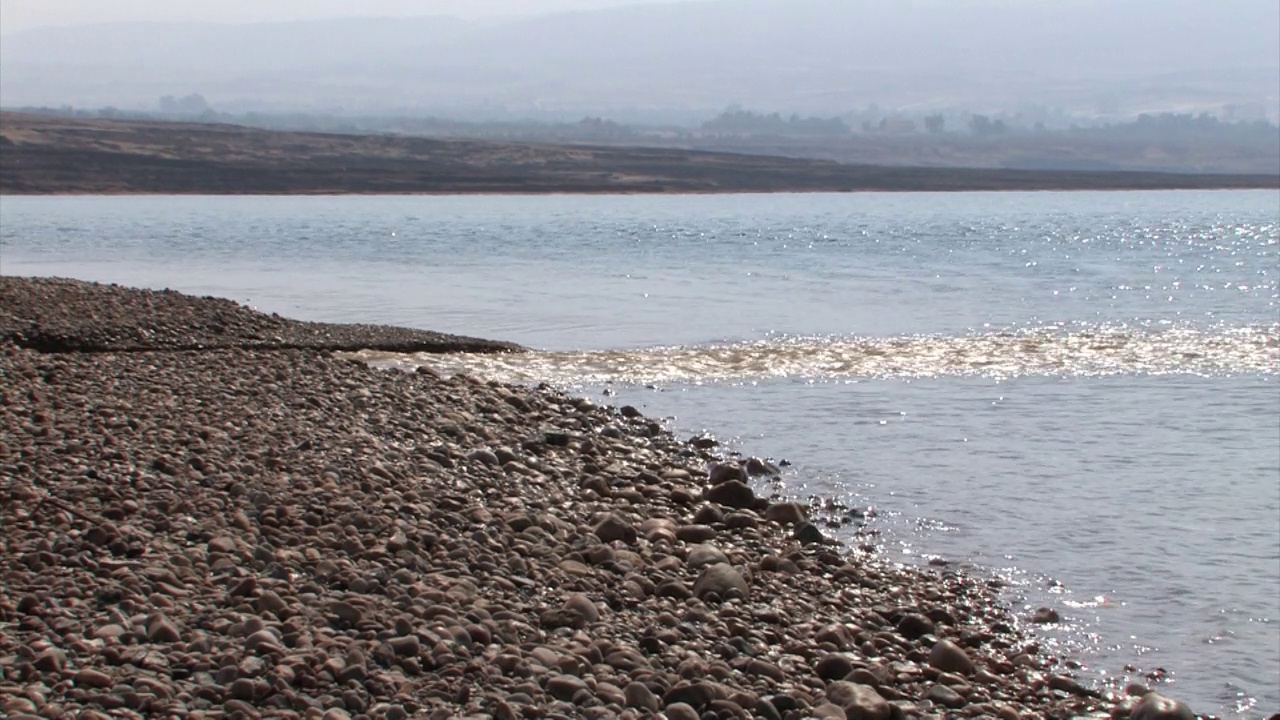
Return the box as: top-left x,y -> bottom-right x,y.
367,324 -> 1278,384
2,191 -> 1277,716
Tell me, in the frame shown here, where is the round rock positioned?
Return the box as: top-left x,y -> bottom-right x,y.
692,563 -> 749,601
928,639 -> 974,675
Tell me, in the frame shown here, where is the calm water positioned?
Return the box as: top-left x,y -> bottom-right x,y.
2,191 -> 1277,716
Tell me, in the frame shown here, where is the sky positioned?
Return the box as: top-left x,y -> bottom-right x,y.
0,0 -> 700,33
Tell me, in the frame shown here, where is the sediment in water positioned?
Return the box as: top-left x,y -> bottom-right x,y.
0,279 -> 1189,719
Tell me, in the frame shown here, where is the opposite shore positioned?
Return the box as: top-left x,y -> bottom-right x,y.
0,276 -> 1209,719
1,112 -> 1277,195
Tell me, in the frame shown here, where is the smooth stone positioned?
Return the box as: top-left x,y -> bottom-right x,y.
745,659 -> 785,682
328,601 -> 364,626
563,593 -> 600,623
1130,692 -> 1196,720
811,703 -> 849,720
664,702 -> 700,720
244,629 -> 282,653
623,681 -> 661,711
229,678 -> 257,701
147,614 -> 182,643
675,525 -> 718,543
692,563 -> 749,601
924,683 -> 966,709
593,515 -> 635,544
928,639 -> 974,676
93,624 -> 127,640
73,668 -> 114,688
387,635 -> 420,657
207,536 -> 237,554
755,698 -> 786,720
825,681 -> 890,720
256,590 -> 289,616
686,544 -> 729,570
664,682 -> 715,710
707,463 -> 746,485
744,457 -> 780,476
705,480 -> 755,509
896,613 -> 935,640
33,648 -> 67,672
793,522 -> 826,544
547,674 -> 589,701
541,608 -> 588,629
1031,607 -> 1060,624
763,502 -> 807,525
692,505 -> 725,525
814,653 -> 855,681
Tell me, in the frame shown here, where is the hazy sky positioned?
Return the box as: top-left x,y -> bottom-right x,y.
0,0 -> 701,33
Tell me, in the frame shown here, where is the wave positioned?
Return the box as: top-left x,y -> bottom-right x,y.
352,324 -> 1279,386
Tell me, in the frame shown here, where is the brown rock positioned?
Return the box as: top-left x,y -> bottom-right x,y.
896,613 -> 935,640
387,635 -> 421,657
676,524 -> 718,543
705,480 -> 755,509
928,639 -> 974,675
547,674 -> 590,701
764,502 -> 807,525
1031,607 -> 1060,624
624,681 -> 661,711
692,563 -> 749,601
562,593 -> 600,623
665,702 -> 701,720
924,683 -> 966,708
686,543 -> 730,570
1131,692 -> 1196,720
329,600 -> 364,626
33,648 -> 67,672
745,659 -> 786,682
814,653 -> 855,680
73,668 -> 114,688
541,608 -> 588,629
811,703 -> 849,720
207,536 -> 237,553
146,614 -> 182,643
708,463 -> 746,485
593,514 -> 635,544
826,681 -> 890,720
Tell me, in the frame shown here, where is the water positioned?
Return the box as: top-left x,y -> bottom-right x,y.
2,191 -> 1277,716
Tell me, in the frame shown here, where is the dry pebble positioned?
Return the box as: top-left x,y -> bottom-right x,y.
0,280 -> 1202,719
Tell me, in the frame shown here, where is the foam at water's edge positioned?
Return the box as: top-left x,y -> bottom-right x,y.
352,324 -> 1279,386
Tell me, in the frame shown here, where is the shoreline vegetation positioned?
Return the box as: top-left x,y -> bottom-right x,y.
1,276 -> 1204,719
1,112 -> 1277,196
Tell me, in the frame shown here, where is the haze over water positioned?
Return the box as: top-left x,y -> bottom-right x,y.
2,190 -> 1277,715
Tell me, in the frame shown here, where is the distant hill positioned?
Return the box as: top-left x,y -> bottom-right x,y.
1,0 -> 1276,122
2,112 -> 1275,194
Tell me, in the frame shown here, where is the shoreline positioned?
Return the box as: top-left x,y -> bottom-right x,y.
3,112 -> 1277,196
1,277 -> 1199,719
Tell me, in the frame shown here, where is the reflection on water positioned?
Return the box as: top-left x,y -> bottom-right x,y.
357,323 -> 1279,384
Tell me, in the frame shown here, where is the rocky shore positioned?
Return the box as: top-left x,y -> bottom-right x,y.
0,277 -> 523,354
1,278 -> 1202,719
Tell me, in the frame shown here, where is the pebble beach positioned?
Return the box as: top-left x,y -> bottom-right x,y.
1,277 -> 1208,720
